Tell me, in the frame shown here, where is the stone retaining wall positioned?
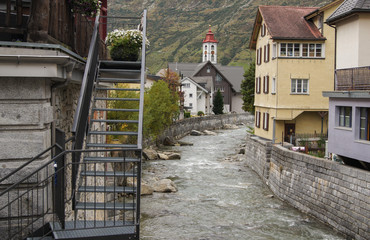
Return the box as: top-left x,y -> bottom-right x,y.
243,134 -> 370,240
156,113 -> 254,143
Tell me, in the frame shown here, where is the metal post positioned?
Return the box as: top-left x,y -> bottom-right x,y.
54,128 -> 65,229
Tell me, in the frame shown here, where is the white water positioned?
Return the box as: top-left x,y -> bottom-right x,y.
140,127 -> 345,240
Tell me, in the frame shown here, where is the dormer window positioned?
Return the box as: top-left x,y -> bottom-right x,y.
207,66 -> 211,73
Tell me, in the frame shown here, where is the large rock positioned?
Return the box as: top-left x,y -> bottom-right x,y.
177,140 -> 193,146
203,130 -> 217,136
143,148 -> 158,160
190,130 -> 203,136
223,124 -> 239,129
167,153 -> 181,160
158,153 -> 169,160
152,179 -> 177,192
141,182 -> 154,195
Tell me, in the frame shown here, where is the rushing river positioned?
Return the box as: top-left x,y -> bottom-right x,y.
140,126 -> 345,240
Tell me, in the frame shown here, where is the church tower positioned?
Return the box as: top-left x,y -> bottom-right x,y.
202,26 -> 218,64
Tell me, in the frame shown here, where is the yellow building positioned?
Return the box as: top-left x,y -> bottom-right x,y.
249,1 -> 343,144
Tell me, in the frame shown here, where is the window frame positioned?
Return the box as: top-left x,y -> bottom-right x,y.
271,77 -> 276,94
338,106 -> 352,128
255,111 -> 261,128
263,112 -> 269,131
278,43 -> 324,58
263,75 -> 269,94
261,23 -> 266,37
359,108 -> 369,141
256,77 -> 261,94
291,79 -> 309,94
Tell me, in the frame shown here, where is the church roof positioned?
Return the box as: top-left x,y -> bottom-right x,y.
326,0 -> 370,24
203,26 -> 219,43
168,62 -> 244,93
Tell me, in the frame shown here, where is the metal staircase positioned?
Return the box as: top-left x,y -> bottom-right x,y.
0,10 -> 147,240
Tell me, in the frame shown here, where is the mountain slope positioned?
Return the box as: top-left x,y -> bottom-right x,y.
108,0 -> 333,74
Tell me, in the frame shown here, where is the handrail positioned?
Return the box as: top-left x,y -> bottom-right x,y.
137,9 -> 147,149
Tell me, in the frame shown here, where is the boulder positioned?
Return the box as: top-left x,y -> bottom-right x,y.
141,182 -> 154,195
158,153 -> 169,160
143,148 -> 158,160
177,140 -> 193,146
190,130 -> 203,136
152,179 -> 177,193
167,153 -> 181,160
203,130 -> 217,136
238,148 -> 245,154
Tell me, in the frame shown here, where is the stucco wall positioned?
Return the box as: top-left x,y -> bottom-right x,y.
243,134 -> 370,240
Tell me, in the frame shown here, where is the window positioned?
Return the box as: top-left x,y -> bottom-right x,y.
339,106 -> 352,128
279,43 -> 324,58
263,112 -> 269,130
189,103 -> 193,107
261,24 -> 266,37
207,66 -> 211,73
257,48 -> 262,65
272,43 -> 277,59
183,83 -> 190,88
255,111 -> 261,128
211,55 -> 214,62
189,93 -> 193,98
271,77 -> 276,94
291,79 -> 308,94
263,75 -> 269,94
264,44 -> 270,62
256,77 -> 261,94
360,108 -> 370,141
216,73 -> 223,82
211,45 -> 214,51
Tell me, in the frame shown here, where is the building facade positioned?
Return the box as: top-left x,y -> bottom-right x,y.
249,1 -> 343,143
323,0 -> 370,168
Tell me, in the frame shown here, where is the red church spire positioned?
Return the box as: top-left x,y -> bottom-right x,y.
203,25 -> 218,43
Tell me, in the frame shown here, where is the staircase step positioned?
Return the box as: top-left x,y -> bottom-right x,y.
75,202 -> 135,210
90,119 -> 139,124
81,171 -> 137,177
78,186 -> 136,193
96,87 -> 141,91
86,143 -> 138,148
51,221 -> 136,240
84,156 -> 140,163
100,69 -> 141,74
100,60 -> 141,70
89,131 -> 138,136
94,97 -> 140,101
92,108 -> 139,112
98,78 -> 140,84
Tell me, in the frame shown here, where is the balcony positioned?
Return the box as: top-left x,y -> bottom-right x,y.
335,66 -> 370,91
0,0 -> 107,58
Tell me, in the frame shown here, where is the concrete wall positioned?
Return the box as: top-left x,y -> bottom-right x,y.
156,113 -> 254,143
243,134 -> 370,240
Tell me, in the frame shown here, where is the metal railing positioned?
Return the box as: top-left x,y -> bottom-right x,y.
335,66 -> 370,90
0,143 -> 140,239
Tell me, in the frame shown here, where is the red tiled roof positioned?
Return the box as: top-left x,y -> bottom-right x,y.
259,6 -> 325,40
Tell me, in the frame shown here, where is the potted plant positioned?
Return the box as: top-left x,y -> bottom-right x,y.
105,29 -> 149,61
68,0 -> 101,17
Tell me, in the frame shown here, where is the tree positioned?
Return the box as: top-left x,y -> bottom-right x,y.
241,61 -> 255,113
160,68 -> 184,110
212,89 -> 224,115
143,80 -> 179,139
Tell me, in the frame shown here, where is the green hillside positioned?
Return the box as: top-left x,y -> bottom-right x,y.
108,0 -> 333,74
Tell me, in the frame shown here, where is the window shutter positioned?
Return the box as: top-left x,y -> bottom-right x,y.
262,112 -> 265,130
267,44 -> 270,62
264,45 -> 266,62
256,111 -> 261,128
266,113 -> 269,130
266,76 -> 269,94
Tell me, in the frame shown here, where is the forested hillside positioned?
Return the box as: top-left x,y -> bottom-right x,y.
108,0 -> 333,74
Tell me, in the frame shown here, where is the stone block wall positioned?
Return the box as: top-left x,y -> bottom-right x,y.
243,135 -> 370,240
157,113 -> 254,143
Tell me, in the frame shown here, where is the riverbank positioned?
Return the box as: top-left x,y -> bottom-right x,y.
242,133 -> 369,240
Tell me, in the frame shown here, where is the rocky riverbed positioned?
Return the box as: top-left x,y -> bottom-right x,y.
139,125 -> 345,239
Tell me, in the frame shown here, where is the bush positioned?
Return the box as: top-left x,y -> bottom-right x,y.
197,111 -> 204,116
184,111 -> 191,118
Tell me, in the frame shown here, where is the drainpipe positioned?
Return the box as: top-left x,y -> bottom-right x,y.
50,61 -> 76,149
272,117 -> 276,144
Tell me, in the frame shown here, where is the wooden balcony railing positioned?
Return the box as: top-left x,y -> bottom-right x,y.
0,0 -> 107,58
335,66 -> 370,90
